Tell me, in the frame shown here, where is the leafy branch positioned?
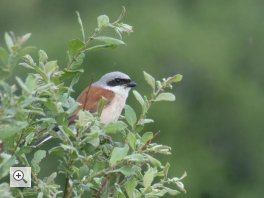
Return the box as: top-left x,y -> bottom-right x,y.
0,8 -> 186,198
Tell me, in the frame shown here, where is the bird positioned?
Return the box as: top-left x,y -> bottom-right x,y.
33,71 -> 136,146
69,71 -> 136,123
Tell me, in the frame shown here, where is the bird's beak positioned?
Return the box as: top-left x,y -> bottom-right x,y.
126,81 -> 137,88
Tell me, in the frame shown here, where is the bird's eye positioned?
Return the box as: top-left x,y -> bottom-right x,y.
115,78 -> 121,83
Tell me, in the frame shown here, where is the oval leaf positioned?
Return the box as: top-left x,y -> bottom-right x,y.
0,122 -> 28,140
104,121 -> 127,134
125,105 -> 137,128
143,71 -> 155,91
31,150 -> 46,174
167,74 -> 183,83
4,32 -> 14,52
94,36 -> 125,45
143,167 -> 157,188
68,39 -> 85,55
155,92 -> 175,102
133,90 -> 145,107
110,145 -> 129,166
97,15 -> 110,28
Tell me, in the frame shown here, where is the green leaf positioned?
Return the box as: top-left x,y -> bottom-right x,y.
163,163 -> 170,180
137,118 -> 154,125
37,192 -> 43,198
94,36 -> 125,45
23,54 -> 36,66
133,90 -> 145,107
104,121 -> 127,134
145,189 -> 167,197
97,15 -> 110,28
127,132 -> 136,150
125,105 -> 137,128
143,71 -> 155,91
115,183 -> 128,198
44,60 -> 58,74
163,187 -> 180,196
76,110 -> 94,127
155,92 -> 175,102
110,145 -> 129,166
49,146 -> 64,157
112,166 -> 135,176
38,49 -> 48,63
19,62 -> 34,69
79,165 -> 89,179
167,74 -> 183,83
68,39 -> 85,55
4,32 -> 14,52
149,144 -> 171,155
76,11 -> 85,42
145,154 -> 162,168
0,154 -> 17,179
115,191 -> 126,198
59,126 -> 75,138
143,167 -> 157,188
46,172 -> 57,184
82,132 -> 100,147
0,122 -> 28,140
70,52 -> 85,69
60,144 -> 78,154
16,76 -> 30,93
80,184 -> 91,192
61,68 -> 83,80
0,183 -> 14,198
17,46 -> 36,57
16,146 -> 32,156
86,44 -> 116,51
24,132 -> 37,145
25,74 -> 38,93
141,132 -> 153,144
31,150 -> 46,174
125,177 -> 138,198
97,97 -> 107,116
19,33 -> 31,44
124,153 -> 145,162
0,47 -> 8,64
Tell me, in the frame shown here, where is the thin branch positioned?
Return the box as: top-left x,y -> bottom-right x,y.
95,174 -> 110,198
63,177 -> 71,198
140,131 -> 160,151
63,159 -> 73,198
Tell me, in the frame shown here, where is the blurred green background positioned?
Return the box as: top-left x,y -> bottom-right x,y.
1,0 -> 264,197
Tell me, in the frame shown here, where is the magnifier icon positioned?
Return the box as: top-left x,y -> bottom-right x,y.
13,170 -> 28,183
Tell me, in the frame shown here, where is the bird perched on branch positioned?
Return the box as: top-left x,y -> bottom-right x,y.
34,71 -> 136,146
69,71 -> 136,124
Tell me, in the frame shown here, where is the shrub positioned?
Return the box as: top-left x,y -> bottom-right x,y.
0,9 -> 186,198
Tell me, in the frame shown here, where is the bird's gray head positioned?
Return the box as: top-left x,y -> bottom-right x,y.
95,71 -> 136,88
94,71 -> 136,96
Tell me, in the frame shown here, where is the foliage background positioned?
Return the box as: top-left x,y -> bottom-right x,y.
0,0 -> 263,197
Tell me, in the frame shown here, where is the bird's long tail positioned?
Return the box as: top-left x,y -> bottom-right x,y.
31,125 -> 60,147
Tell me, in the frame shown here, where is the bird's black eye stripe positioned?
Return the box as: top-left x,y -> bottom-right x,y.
107,78 -> 131,86
115,78 -> 121,83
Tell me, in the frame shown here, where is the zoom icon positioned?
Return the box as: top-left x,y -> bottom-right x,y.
10,167 -> 31,187
13,170 -> 28,183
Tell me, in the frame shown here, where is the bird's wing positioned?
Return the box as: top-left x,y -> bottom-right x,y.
68,85 -> 115,123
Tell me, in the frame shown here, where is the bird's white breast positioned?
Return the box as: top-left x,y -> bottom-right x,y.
100,93 -> 127,124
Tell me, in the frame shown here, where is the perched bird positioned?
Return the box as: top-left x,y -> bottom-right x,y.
69,71 -> 136,123
33,71 -> 136,146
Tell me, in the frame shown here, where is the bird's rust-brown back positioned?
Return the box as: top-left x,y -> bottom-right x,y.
68,85 -> 115,123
